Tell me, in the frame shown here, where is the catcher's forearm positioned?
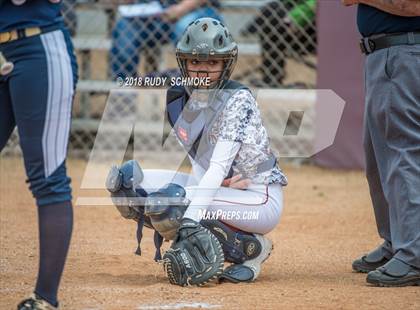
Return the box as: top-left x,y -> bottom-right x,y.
183,141 -> 240,221
359,0 -> 420,17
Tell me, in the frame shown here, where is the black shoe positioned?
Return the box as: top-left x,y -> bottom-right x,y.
367,258 -> 420,287
352,245 -> 391,273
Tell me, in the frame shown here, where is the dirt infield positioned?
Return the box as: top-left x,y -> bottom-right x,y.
1,157 -> 418,310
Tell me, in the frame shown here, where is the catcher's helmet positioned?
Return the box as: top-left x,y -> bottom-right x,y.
176,17 -> 238,90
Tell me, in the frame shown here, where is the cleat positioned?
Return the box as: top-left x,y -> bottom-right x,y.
17,294 -> 58,310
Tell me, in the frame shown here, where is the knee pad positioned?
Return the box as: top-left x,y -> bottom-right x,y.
201,220 -> 262,264
106,160 -> 150,224
144,183 -> 189,240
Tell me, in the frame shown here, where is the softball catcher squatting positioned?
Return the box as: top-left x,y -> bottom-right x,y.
107,17 -> 288,286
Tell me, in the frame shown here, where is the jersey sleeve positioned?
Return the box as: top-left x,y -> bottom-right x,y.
183,139 -> 241,222
188,154 -> 206,185
217,90 -> 256,143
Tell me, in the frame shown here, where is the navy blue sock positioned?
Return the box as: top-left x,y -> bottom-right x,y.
34,201 -> 73,307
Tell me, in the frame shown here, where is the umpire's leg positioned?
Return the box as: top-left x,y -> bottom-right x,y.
365,45 -> 420,269
5,28 -> 77,306
363,47 -> 394,258
362,107 -> 393,258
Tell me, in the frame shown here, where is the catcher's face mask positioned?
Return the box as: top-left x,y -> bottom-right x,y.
185,59 -> 224,88
175,17 -> 238,93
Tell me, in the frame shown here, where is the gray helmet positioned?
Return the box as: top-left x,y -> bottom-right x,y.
176,17 -> 238,89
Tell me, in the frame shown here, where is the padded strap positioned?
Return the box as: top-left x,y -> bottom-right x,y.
219,264 -> 254,283
154,231 -> 164,261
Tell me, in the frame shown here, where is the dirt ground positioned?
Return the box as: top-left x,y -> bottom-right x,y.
0,157 -> 419,310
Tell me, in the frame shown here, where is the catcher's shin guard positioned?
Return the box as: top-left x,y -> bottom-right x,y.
200,220 -> 262,264
106,160 -> 154,258
144,183 -> 189,240
106,160 -> 148,221
219,234 -> 273,283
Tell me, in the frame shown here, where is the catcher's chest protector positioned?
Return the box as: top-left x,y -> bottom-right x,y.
166,80 -> 248,175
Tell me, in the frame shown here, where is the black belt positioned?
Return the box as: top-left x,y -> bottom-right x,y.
360,31 -> 420,55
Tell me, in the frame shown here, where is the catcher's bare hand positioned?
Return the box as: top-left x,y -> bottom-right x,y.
222,174 -> 251,189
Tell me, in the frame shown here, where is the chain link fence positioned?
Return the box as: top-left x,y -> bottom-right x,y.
3,0 -> 317,160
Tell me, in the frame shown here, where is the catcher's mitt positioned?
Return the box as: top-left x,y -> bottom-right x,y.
163,218 -> 224,286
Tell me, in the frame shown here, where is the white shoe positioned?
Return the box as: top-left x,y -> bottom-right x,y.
243,234 -> 273,280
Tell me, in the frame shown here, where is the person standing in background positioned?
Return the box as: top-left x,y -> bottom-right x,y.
242,0 -> 316,87
342,0 -> 420,287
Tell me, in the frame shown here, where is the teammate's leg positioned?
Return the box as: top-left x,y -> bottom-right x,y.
0,78 -> 15,150
8,29 -> 76,306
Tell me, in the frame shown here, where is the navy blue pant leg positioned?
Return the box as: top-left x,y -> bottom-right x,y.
0,28 -> 78,306
1,29 -> 77,206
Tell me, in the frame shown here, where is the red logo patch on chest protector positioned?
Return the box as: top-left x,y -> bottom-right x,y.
178,127 -> 188,142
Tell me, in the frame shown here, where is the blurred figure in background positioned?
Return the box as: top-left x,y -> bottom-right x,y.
109,0 -> 222,80
243,0 -> 316,87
